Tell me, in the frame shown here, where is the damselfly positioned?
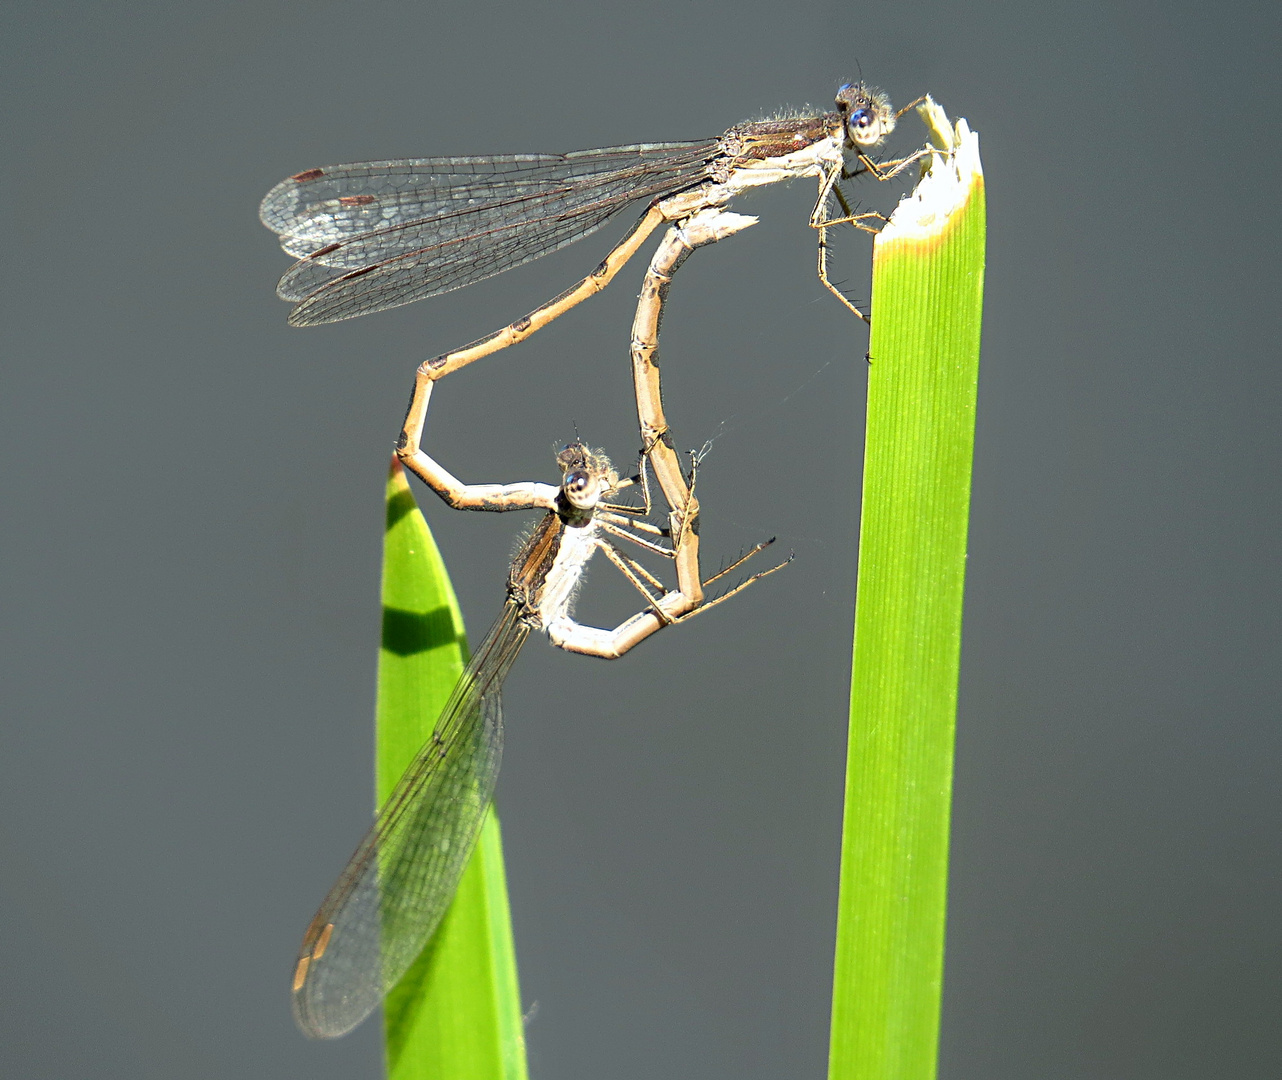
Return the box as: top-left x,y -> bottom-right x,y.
293,423 -> 782,1038
260,83 -> 925,379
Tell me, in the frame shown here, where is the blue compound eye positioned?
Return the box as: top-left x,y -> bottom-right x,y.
851,108 -> 871,129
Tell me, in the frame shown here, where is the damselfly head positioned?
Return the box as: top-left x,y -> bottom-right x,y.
835,82 -> 895,150
555,442 -> 619,509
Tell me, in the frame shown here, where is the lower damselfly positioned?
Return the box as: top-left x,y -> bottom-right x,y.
292,431 -> 783,1039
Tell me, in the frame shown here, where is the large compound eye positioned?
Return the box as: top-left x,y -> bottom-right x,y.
837,83 -> 894,148
565,468 -> 590,495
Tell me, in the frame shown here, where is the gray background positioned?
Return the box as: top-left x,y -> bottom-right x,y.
2,1 -> 1278,1077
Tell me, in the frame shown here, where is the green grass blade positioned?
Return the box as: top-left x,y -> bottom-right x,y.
827,101 -> 986,1080
377,459 -> 529,1080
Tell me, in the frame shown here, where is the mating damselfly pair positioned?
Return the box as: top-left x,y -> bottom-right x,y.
261,81 -> 929,1039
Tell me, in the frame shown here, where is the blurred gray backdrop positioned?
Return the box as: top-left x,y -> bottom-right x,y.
2,1 -> 1279,1078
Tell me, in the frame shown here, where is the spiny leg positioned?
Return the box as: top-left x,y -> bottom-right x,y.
808,144 -> 934,321
600,451 -> 657,518
702,538 -> 779,589
810,163 -> 872,323
598,519 -> 677,560
674,543 -> 794,623
827,182 -> 888,233
596,537 -> 668,608
597,510 -> 669,540
843,144 -> 933,184
815,209 -> 891,320
895,95 -> 928,120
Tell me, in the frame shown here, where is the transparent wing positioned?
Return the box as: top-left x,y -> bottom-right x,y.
259,143 -> 716,250
291,602 -> 529,1039
259,141 -> 719,325
278,196 -> 619,325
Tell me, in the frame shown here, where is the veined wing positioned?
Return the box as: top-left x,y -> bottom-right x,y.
262,142 -> 719,325
291,601 -> 529,1040
259,142 -> 716,251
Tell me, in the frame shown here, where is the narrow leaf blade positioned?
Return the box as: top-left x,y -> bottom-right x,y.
378,459 -> 529,1080
828,103 -> 986,1080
